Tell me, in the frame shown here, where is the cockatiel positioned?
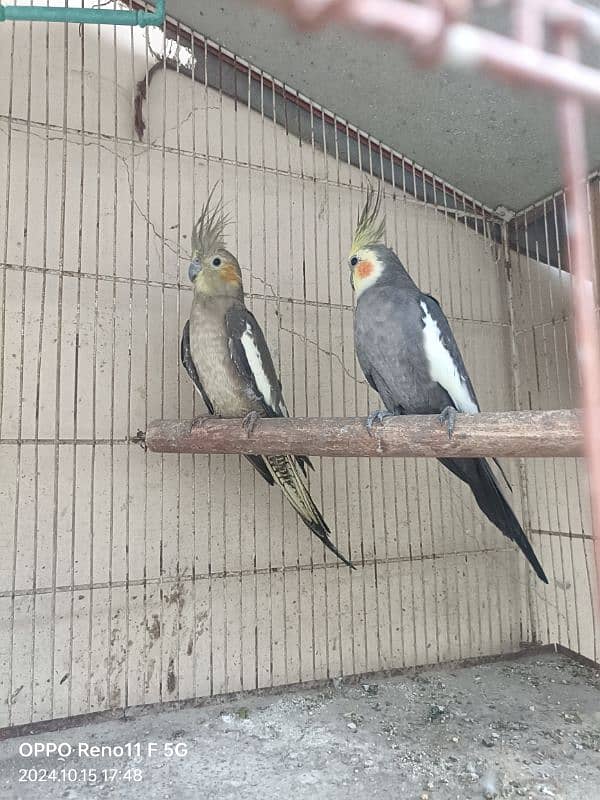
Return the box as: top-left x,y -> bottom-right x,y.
181,188 -> 353,568
348,186 -> 548,583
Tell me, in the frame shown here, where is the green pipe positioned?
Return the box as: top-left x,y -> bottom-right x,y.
0,0 -> 164,27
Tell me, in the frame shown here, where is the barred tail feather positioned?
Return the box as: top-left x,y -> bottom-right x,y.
266,455 -> 354,568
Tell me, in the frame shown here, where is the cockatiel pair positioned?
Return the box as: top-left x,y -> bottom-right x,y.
182,186 -> 547,583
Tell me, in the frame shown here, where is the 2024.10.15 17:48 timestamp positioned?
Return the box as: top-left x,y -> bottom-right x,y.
19,767 -> 143,783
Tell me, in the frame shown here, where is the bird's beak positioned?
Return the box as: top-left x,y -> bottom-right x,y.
350,269 -> 355,292
188,260 -> 201,282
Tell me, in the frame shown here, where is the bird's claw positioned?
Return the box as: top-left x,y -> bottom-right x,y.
439,406 -> 457,439
242,411 -> 260,436
366,409 -> 392,435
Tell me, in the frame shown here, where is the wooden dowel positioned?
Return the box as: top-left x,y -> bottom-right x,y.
145,409 -> 583,458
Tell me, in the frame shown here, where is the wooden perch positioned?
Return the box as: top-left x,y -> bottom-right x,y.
145,409 -> 583,458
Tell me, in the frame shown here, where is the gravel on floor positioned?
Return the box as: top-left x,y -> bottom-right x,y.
1,652 -> 599,800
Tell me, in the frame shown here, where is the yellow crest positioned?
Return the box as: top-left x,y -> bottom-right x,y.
191,183 -> 230,261
350,183 -> 385,257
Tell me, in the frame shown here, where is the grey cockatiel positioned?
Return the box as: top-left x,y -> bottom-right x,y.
181,188 -> 353,568
348,186 -> 548,583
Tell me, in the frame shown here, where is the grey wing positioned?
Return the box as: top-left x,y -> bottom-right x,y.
358,363 -> 380,395
421,293 -> 480,412
181,319 -> 275,487
422,294 -> 511,490
226,305 -> 285,418
225,305 -> 313,475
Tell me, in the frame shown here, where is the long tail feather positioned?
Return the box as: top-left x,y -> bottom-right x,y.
295,454 -> 314,477
439,457 -> 548,583
492,457 -> 513,492
266,455 -> 354,568
245,454 -> 275,486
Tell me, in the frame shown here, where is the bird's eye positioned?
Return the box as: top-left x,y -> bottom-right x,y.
350,255 -> 359,267
212,257 -> 222,267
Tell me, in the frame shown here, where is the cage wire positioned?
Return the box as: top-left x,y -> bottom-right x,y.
0,0 -> 598,729
508,189 -> 599,662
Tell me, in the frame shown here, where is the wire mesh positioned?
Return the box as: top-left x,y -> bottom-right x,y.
0,0 -> 595,729
509,190 -> 599,663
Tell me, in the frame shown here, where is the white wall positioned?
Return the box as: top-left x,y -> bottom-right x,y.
1,9 -> 531,727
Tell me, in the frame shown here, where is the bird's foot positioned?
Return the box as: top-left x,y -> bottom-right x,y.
438,406 -> 457,439
366,409 -> 393,435
242,410 -> 260,437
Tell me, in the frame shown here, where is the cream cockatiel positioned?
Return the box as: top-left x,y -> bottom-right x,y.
181,188 -> 353,568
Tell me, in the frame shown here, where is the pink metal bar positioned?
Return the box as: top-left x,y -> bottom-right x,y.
262,1 -> 600,106
555,31 -> 600,607
547,0 -> 600,42
512,0 -> 545,47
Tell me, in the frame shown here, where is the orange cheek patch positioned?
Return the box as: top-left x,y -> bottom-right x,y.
221,264 -> 241,285
355,260 -> 373,283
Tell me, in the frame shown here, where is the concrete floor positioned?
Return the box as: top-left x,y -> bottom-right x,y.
1,652 -> 599,800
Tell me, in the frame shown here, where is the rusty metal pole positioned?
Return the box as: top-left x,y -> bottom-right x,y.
555,30 -> 600,608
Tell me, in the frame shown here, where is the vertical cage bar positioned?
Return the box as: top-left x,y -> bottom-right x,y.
556,34 -> 600,619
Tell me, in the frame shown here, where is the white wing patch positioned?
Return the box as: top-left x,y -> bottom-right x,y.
240,323 -> 275,411
420,300 -> 478,414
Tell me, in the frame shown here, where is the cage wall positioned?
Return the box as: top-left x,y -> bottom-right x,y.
1,7 -> 536,729
509,190 -> 599,664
